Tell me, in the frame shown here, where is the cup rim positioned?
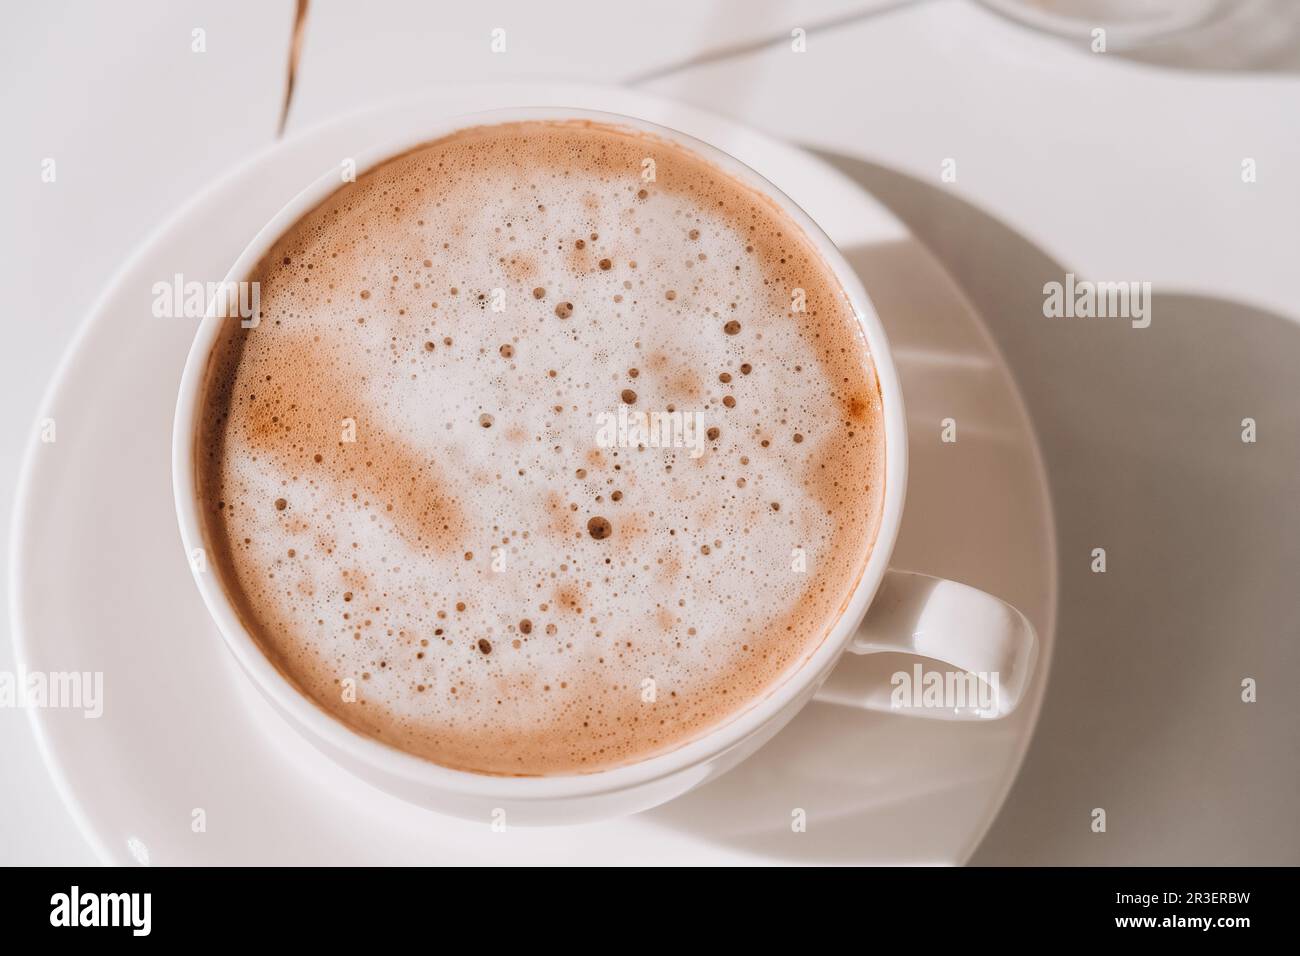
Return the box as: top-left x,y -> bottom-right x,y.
171,105 -> 908,801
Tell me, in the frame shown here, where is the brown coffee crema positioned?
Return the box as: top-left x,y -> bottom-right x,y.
196,120 -> 885,775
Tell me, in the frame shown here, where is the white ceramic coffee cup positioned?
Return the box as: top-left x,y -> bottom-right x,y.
172,107 -> 1037,825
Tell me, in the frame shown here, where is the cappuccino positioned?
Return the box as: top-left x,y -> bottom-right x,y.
195,120 -> 884,775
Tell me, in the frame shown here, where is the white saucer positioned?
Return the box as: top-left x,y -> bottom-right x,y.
11,84 -> 1056,865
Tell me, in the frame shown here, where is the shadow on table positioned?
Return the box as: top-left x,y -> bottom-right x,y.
808,150 -> 1300,865
641,150 -> 1300,864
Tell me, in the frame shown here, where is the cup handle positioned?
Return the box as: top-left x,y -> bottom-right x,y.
813,569 -> 1039,720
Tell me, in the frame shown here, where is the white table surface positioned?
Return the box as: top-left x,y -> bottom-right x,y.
3,0 -> 1297,866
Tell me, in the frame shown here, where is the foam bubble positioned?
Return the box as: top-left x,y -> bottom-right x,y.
196,120 -> 885,776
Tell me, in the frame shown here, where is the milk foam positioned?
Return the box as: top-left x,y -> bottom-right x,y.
196,120 -> 885,775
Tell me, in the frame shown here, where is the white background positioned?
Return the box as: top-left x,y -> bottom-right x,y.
3,0 -> 1297,865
